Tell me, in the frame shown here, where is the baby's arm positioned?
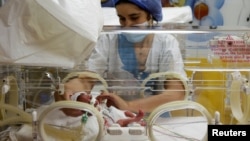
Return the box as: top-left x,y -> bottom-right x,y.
116,109 -> 145,127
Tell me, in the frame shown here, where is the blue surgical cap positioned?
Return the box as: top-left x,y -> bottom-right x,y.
103,0 -> 163,22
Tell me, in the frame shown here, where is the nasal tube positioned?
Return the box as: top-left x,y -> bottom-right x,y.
70,92 -> 96,106
70,92 -> 84,101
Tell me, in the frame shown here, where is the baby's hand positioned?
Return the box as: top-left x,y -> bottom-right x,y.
96,91 -> 128,110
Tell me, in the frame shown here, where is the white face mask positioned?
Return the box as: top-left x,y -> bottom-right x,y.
122,21 -> 149,43
123,33 -> 147,43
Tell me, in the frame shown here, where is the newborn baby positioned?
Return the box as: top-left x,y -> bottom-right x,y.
54,71 -> 145,127
70,91 -> 145,127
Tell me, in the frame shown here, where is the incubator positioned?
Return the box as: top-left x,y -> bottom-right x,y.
1,1 -> 250,141
0,25 -> 250,141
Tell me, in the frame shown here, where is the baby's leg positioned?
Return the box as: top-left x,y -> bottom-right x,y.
124,111 -> 135,118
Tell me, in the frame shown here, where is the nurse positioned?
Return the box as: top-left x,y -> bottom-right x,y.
88,0 -> 187,113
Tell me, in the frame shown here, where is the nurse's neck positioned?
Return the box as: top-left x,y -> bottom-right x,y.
134,34 -> 154,48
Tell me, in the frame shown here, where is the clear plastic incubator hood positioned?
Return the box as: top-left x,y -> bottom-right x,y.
1,1 -> 250,141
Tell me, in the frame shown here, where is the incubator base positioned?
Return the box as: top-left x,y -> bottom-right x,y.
103,123 -> 148,141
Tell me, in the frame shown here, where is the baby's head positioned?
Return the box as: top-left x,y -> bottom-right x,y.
70,91 -> 98,106
54,71 -> 99,117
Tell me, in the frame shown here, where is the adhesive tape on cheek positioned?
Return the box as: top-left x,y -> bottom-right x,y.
90,97 -> 96,106
70,92 -> 86,101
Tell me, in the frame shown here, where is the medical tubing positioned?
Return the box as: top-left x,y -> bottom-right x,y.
38,101 -> 104,141
140,72 -> 189,99
0,86 -> 6,119
70,91 -> 97,106
6,76 -> 19,107
70,92 -> 86,101
0,103 -> 32,127
146,100 -> 212,141
1,75 -> 19,119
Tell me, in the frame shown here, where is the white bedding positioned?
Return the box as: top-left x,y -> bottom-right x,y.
151,116 -> 208,141
4,114 -> 207,141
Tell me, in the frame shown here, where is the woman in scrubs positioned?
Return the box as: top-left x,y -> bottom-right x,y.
88,0 -> 187,113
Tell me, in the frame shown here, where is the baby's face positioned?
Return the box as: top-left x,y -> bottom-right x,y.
58,77 -> 98,117
71,91 -> 93,104
63,77 -> 96,100
76,92 -> 92,103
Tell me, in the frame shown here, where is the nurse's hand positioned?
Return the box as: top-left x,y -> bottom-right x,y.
96,91 -> 128,110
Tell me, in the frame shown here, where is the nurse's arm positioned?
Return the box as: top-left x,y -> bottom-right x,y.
127,79 -> 185,113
